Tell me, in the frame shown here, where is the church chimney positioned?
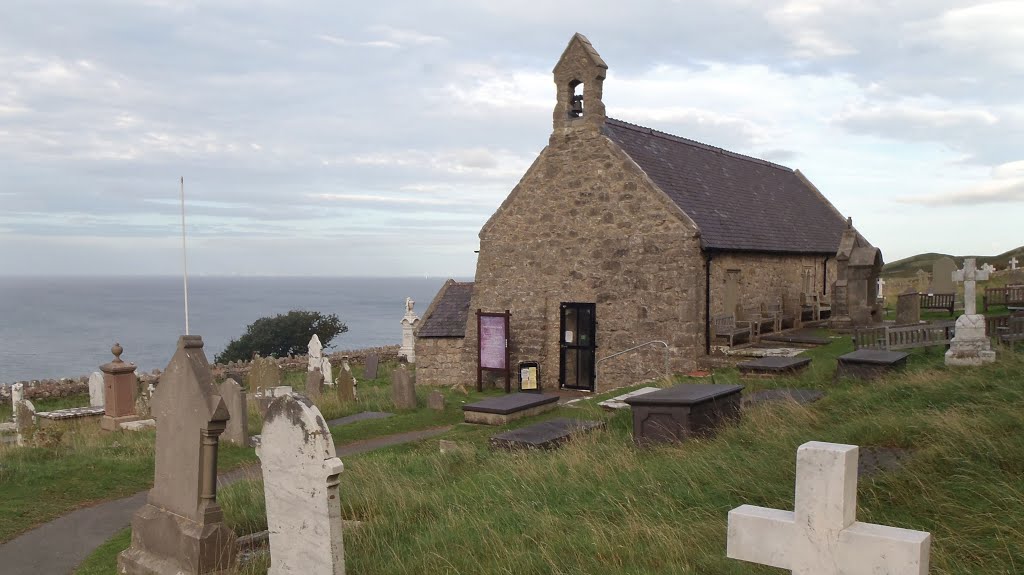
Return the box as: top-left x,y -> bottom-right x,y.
551,33 -> 608,136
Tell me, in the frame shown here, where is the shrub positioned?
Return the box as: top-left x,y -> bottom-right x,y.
215,310 -> 347,364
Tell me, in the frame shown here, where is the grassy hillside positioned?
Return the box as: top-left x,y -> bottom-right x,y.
882,245 -> 1024,278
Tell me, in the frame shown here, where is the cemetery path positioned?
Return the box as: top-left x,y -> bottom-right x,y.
0,425 -> 453,575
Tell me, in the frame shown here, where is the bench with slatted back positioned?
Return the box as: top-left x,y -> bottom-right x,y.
852,321 -> 955,352
919,293 -> 955,315
983,286 -> 1024,312
712,315 -> 753,347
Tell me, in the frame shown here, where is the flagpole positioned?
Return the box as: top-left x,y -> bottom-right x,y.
180,176 -> 190,335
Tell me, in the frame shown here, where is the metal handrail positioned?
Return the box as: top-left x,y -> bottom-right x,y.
596,340 -> 671,380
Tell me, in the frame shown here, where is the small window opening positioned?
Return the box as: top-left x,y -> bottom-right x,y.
568,82 -> 584,118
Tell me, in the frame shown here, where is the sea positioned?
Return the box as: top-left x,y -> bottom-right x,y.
0,276 -> 459,385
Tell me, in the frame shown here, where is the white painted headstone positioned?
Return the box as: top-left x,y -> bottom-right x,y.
257,394 -> 345,575
320,356 -> 334,385
727,441 -> 931,574
88,372 -> 105,408
399,297 -> 420,363
1010,256 -> 1019,271
947,258 -> 996,365
308,334 -> 323,373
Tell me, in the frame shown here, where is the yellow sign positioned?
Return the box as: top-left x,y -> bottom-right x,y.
521,366 -> 538,390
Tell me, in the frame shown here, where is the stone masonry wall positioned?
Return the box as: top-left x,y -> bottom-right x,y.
709,252 -> 838,319
414,337 -> 466,387
459,129 -> 705,393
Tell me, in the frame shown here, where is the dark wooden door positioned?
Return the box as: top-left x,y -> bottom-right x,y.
560,302 -> 596,391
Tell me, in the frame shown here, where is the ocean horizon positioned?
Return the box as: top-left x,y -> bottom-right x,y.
0,275 -> 465,384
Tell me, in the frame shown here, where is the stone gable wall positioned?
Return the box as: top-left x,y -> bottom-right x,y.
709,252 -> 838,319
414,337 -> 466,387
456,131 -> 705,393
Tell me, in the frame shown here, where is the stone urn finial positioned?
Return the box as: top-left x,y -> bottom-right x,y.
112,343 -> 124,363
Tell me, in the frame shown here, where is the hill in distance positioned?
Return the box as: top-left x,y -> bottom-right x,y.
881,245 -> 1024,278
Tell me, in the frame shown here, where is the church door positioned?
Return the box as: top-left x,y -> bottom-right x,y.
560,303 -> 596,391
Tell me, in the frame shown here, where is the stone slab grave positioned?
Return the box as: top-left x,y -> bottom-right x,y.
727,441 -> 930,574
257,393 -> 345,575
624,383 -> 743,445
597,386 -> 661,410
34,406 -> 106,427
325,411 -> 393,427
742,389 -> 824,408
737,356 -> 812,377
462,393 -> 560,425
364,353 -> 379,380
836,349 -> 910,380
759,329 -> 831,346
118,335 -> 236,575
490,418 -> 604,451
120,419 -> 156,431
725,345 -> 807,358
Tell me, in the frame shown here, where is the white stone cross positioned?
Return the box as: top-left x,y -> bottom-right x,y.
877,277 -> 886,299
727,441 -> 931,575
952,257 -> 989,316
981,263 -> 996,275
1010,256 -> 1019,271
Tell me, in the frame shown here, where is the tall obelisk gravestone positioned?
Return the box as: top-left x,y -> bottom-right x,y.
118,335 -> 237,574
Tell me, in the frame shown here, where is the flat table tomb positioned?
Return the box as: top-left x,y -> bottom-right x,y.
462,393 -> 560,425
624,383 -> 743,445
489,418 -> 604,450
737,356 -> 812,376
836,349 -> 909,380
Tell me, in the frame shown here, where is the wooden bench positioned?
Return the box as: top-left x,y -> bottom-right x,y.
983,286 -> 1024,311
740,304 -> 775,338
852,322 -> 955,352
996,316 -> 1024,347
919,293 -> 955,315
765,299 -> 798,332
712,315 -> 753,347
800,292 -> 831,321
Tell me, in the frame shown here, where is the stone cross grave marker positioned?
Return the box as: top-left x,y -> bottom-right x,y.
219,378 -> 249,447
88,371 -> 105,408
727,441 -> 931,575
876,277 -> 885,301
257,393 -> 345,575
306,368 -> 324,400
364,353 -> 379,380
1010,256 -> 1019,271
981,262 -> 997,275
391,361 -> 416,410
952,257 -> 989,316
308,334 -> 323,373
118,335 -> 236,575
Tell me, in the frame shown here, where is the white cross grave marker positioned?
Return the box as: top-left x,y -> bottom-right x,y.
727,441 -> 931,575
877,277 -> 886,300
1010,256 -> 1019,271
981,263 -> 996,275
952,257 -> 989,316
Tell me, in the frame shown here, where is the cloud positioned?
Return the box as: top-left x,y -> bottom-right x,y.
896,160 -> 1024,206
316,34 -> 399,49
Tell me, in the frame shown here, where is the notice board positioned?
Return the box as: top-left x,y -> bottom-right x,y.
476,309 -> 511,392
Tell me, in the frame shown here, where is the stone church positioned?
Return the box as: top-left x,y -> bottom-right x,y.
415,33 -> 871,393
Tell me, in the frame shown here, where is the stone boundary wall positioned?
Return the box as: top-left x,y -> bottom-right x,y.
0,345 -> 401,405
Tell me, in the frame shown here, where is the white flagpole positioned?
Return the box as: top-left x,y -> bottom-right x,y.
180,176 -> 190,335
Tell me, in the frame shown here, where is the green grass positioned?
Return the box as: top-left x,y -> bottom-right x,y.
0,393 -> 95,423
74,528 -> 131,575
83,338 -> 1024,574
882,245 -> 1024,278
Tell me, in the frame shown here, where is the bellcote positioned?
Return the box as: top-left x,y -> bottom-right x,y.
552,33 -> 608,135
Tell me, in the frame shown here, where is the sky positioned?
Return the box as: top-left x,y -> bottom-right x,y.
1,0 -> 1021,277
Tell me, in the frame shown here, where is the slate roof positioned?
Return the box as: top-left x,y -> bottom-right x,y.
603,118 -> 849,254
417,281 -> 474,338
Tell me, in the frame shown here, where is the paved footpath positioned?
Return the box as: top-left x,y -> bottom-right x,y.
0,425 -> 451,575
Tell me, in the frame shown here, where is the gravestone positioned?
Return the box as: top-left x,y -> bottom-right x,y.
982,262 -> 996,275
306,368 -> 324,400
930,257 -> 956,293
247,355 -> 282,396
1010,256 -> 1019,271
10,382 -> 25,422
399,297 -> 420,362
335,366 -> 355,403
727,441 -> 931,574
101,343 -> 140,431
946,258 -> 996,365
219,378 -> 248,447
427,390 -> 445,411
830,220 -> 883,327
914,269 -> 930,292
118,335 -> 236,575
320,356 -> 334,386
88,371 -> 105,408
257,394 -> 345,575
876,277 -> 886,304
895,290 -> 921,325
364,353 -> 379,380
391,361 -> 416,410
307,334 -> 323,374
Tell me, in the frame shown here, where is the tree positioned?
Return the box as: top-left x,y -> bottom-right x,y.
215,310 -> 347,364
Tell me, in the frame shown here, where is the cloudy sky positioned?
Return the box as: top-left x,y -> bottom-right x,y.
1,1 -> 1021,277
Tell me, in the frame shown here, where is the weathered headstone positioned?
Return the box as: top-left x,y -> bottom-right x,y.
335,367 -> 355,403
391,361 -> 416,410
219,378 -> 248,447
14,396 -> 35,447
307,334 -> 323,374
914,269 -> 930,292
101,343 -> 140,431
727,441 -> 931,574
929,257 -> 956,294
399,297 -> 420,363
10,382 -> 25,418
247,355 -> 282,396
320,356 -> 334,385
946,258 -> 996,366
895,290 -> 921,325
88,371 -> 105,408
306,368 -> 324,400
257,394 -> 345,575
427,390 -> 445,411
118,335 -> 237,575
364,353 -> 379,380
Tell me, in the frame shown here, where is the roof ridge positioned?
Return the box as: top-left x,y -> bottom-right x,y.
605,117 -> 793,172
